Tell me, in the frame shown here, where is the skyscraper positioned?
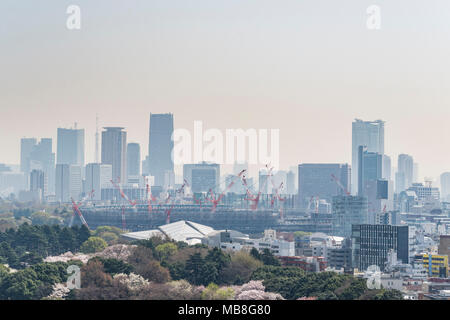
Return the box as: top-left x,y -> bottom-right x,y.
55,164 -> 70,202
127,143 -> 141,177
20,138 -> 37,174
29,169 -> 46,194
101,127 -> 127,183
183,162 -> 220,193
358,146 -> 388,222
440,172 -> 450,202
148,113 -> 174,187
85,163 -> 112,201
28,138 -> 55,195
352,119 -> 384,194
396,154 -> 414,193
298,163 -> 351,207
57,127 -> 85,167
55,164 -> 82,202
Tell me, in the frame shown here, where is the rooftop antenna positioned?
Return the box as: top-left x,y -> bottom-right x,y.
95,114 -> 99,163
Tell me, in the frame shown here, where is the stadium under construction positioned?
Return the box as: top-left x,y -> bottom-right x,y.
75,200 -> 333,235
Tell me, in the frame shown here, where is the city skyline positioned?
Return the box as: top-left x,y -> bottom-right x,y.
3,1 -> 450,181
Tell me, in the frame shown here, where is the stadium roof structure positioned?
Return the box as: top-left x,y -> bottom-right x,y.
121,220 -> 217,245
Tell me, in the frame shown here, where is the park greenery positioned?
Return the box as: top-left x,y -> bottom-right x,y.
0,221 -> 404,300
0,199 -> 404,300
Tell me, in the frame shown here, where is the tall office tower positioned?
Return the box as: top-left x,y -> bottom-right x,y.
127,143 -> 141,178
357,146 -> 383,196
57,127 -> 85,167
85,163 -> 112,201
396,154 -> 414,193
286,170 -> 296,195
101,127 -> 127,183
440,173 -> 450,202
352,224 -> 409,272
55,164 -> 70,202
358,146 -> 388,221
55,164 -> 82,202
332,195 -> 368,238
20,138 -> 37,174
148,113 -> 174,187
413,163 -> 419,183
28,138 -> 55,195
297,163 -> 351,207
29,169 -> 46,194
69,165 -> 82,201
382,155 -> 391,181
183,162 -> 220,193
352,119 -> 384,195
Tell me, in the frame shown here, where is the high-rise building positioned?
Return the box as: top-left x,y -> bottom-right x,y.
413,163 -> 419,183
357,146 -> 389,221
352,119 -> 384,195
85,163 -> 112,201
148,113 -> 174,187
298,163 -> 351,207
358,146 -> 383,196
20,138 -> 37,174
55,164 -> 82,202
101,127 -> 127,183
382,155 -> 391,181
440,172 -> 450,202
29,169 -> 46,194
57,127 -> 85,167
332,195 -> 368,238
286,170 -> 296,195
183,162 -> 220,193
127,143 -> 141,178
352,224 -> 409,272
28,138 -> 55,195
396,154 -> 414,193
55,164 -> 70,202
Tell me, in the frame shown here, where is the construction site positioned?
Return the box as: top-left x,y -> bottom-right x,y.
70,165 -> 335,235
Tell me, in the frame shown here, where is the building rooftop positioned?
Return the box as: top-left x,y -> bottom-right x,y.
122,220 -> 217,245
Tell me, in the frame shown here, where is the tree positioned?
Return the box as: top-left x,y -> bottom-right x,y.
80,260 -> 113,288
91,257 -> 133,275
205,247 -> 230,272
127,246 -> 154,267
249,248 -> 261,260
135,260 -> 171,283
76,225 -> 92,247
220,251 -> 263,285
373,289 -> 403,300
80,237 -> 107,254
201,283 -> 235,300
260,249 -> 280,266
184,253 -> 218,286
155,242 -> 178,261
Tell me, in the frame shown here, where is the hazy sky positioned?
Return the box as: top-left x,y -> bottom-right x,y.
2,0 -> 450,182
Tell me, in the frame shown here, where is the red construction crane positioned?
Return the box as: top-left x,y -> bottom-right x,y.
70,197 -> 89,229
330,174 -> 350,196
243,165 -> 273,210
206,169 -> 247,212
111,178 -> 137,206
270,182 -> 286,208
